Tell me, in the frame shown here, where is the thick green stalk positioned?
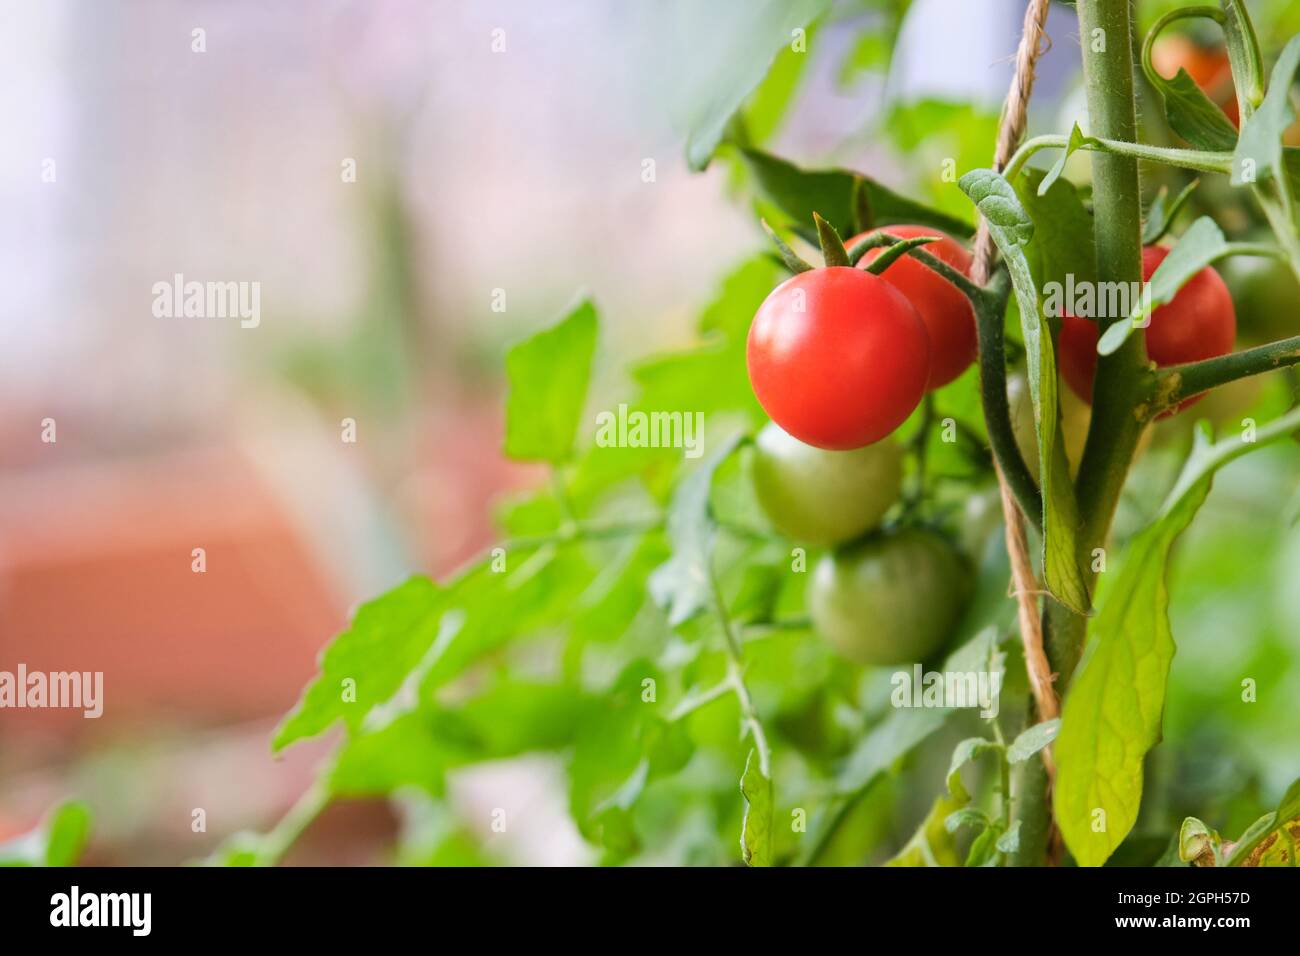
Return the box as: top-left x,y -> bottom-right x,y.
1014,0 -> 1151,867
1071,0 -> 1149,562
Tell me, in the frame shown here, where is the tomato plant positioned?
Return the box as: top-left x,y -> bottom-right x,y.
175,0 -> 1300,874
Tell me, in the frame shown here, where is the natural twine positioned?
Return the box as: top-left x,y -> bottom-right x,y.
972,0 -> 1060,761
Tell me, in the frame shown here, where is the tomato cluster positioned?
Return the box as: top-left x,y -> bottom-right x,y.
746,225 -> 978,665
746,225 -> 975,450
745,226 -> 1240,668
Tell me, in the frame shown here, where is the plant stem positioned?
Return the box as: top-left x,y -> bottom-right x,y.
1158,335 -> 1300,408
708,561 -> 772,778
975,274 -> 1045,530
259,777 -> 332,866
1003,134 -> 1233,183
1072,0 -> 1150,565
1011,0 -> 1151,867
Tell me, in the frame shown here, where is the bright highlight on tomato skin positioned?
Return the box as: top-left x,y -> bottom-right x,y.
852,225 -> 978,390
746,266 -> 931,450
1059,245 -> 1237,413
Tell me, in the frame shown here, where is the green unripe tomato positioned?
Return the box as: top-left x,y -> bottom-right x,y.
751,422 -> 903,546
809,527 -> 971,666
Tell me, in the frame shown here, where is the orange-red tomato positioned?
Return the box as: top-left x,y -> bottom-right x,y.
853,225 -> 977,389
747,267 -> 930,449
1059,246 -> 1236,412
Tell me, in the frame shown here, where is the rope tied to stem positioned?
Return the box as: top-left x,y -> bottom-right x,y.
973,0 -> 1061,745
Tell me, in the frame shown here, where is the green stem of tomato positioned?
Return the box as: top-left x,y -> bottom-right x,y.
1003,134 -> 1234,183
1157,334 -> 1300,409
973,274 -> 1045,532
1008,0 -> 1152,868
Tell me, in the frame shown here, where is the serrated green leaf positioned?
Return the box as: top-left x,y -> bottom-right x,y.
835,625 -> 1009,795
946,736 -> 1001,802
740,748 -> 774,866
649,432 -> 745,626
959,168 -> 1089,614
945,807 -> 991,835
887,794 -> 965,867
965,823 -> 1002,867
1224,778 -> 1300,866
1232,34 -> 1300,187
332,679 -> 597,797
1015,167 -> 1097,294
1006,718 -> 1060,764
1141,180 -> 1200,246
1038,123 -> 1096,196
274,576 -> 445,750
677,0 -> 830,171
741,148 -> 974,239
995,820 -> 1021,855
1056,407 -> 1300,866
1144,66 -> 1238,152
277,549 -> 597,751
504,300 -> 598,463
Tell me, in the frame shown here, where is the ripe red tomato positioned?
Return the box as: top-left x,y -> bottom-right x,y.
1058,245 -> 1236,412
747,266 -> 930,449
853,225 -> 977,389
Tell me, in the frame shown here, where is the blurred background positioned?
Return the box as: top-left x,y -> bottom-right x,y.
1,0 -> 1297,865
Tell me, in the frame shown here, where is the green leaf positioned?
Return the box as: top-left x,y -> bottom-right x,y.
1224,778 -> 1300,866
945,807 -> 991,835
697,255 -> 784,339
1231,34 -> 1300,188
959,168 -> 1089,614
273,576 -> 445,750
565,659 -> 695,864
0,801 -> 92,867
1141,180 -> 1200,246
739,748 -> 774,866
504,300 -> 598,463
1037,123 -> 1095,196
886,794 -> 965,867
741,148 -> 974,239
1014,167 -> 1097,292
1097,216 -> 1228,356
1143,59 -> 1238,152
835,624 -> 1009,795
331,679 -> 596,797
742,22 -> 817,146
1055,407 -> 1300,866
1006,718 -> 1060,764
995,820 -> 1021,855
276,549 -> 597,751
946,737 -> 1001,802
964,824 -> 1002,867
678,0 -> 830,171
648,432 -> 746,626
